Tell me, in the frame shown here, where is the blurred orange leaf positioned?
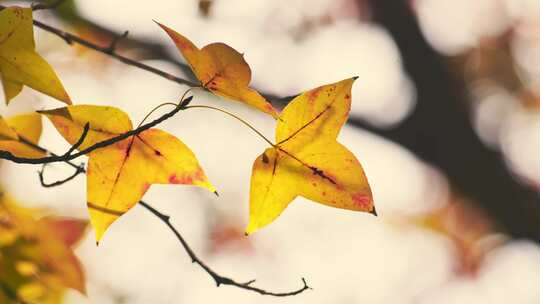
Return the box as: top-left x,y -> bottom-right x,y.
247,78 -> 375,234
0,191 -> 87,303
415,198 -> 501,277
41,105 -> 216,242
0,7 -> 71,104
156,22 -> 279,118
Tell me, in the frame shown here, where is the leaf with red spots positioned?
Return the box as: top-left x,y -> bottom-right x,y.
40,105 -> 216,242
0,7 -> 71,104
0,113 -> 45,158
156,22 -> 279,118
246,78 -> 375,234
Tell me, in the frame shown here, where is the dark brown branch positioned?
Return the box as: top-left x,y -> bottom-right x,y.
0,97 -> 192,164
64,122 -> 89,156
0,3 -> 289,103
24,137 -> 310,297
29,18 -> 198,87
366,0 -> 540,241
0,4 -> 199,88
139,200 -> 311,296
38,162 -> 85,187
31,0 -> 67,11
106,30 -> 129,54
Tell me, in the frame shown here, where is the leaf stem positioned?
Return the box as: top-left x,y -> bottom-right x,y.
183,105 -> 275,147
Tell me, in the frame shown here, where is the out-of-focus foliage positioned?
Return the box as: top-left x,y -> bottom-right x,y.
0,191 -> 87,303
414,196 -> 503,277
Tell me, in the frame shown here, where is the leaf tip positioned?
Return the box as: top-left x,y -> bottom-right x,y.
59,89 -> 73,105
244,221 -> 260,236
370,205 -> 378,216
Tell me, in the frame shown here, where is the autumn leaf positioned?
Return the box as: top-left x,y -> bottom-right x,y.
156,22 -> 279,118
0,113 -> 45,158
246,78 -> 375,234
0,191 -> 87,303
0,7 -> 71,104
41,105 -> 216,242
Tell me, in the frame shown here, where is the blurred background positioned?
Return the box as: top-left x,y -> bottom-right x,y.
2,0 -> 540,303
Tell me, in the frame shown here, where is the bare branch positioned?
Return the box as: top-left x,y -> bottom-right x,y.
139,200 -> 311,296
63,122 -> 90,156
31,0 -> 67,11
0,4 -> 199,87
105,30 -> 129,54
25,142 -> 310,297
38,162 -> 85,187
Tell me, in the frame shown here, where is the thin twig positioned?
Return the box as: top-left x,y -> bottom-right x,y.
0,3 -> 293,104
139,200 -> 311,296
105,30 -> 129,54
25,141 -> 311,297
0,97 -> 193,164
29,17 -> 197,86
63,122 -> 90,156
0,4 -> 199,87
38,162 -> 85,187
31,0 -> 67,11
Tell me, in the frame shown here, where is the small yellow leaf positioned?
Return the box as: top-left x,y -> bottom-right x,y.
247,78 -> 375,234
156,22 -> 279,118
0,113 -> 45,158
41,105 -> 216,242
0,7 -> 71,104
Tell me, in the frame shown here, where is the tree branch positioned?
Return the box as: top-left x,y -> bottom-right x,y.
20,136 -> 311,297
367,0 -> 540,241
31,0 -> 68,11
0,4 -> 199,88
140,201 -> 311,296
0,97 -> 192,164
38,162 -> 85,187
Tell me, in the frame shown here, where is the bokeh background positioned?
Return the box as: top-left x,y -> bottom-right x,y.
2,0 -> 540,303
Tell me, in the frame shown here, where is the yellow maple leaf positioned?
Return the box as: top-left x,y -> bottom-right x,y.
246,78 -> 375,234
156,22 -> 279,118
0,7 -> 71,104
41,105 -> 216,242
0,113 -> 45,158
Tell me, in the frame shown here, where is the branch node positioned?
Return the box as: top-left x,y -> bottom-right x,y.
106,30 -> 129,54
38,161 -> 85,188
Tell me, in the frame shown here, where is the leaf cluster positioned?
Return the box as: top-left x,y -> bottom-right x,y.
0,5 -> 375,298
